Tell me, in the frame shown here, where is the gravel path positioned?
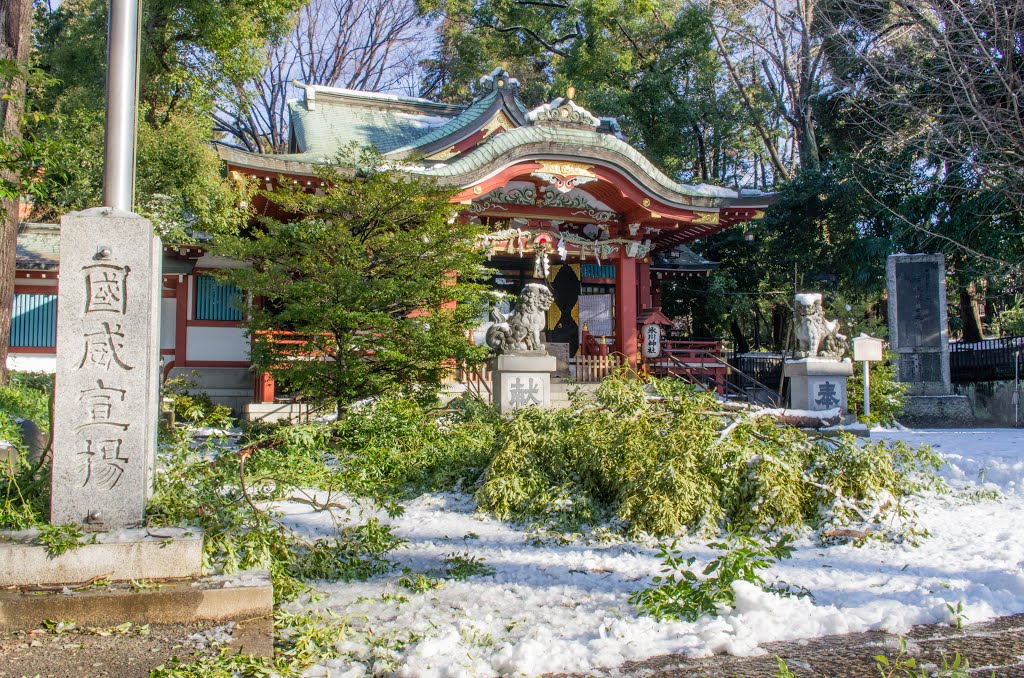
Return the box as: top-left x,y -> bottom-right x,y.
3,613 -> 1023,677
556,613 -> 1024,677
0,618 -> 270,678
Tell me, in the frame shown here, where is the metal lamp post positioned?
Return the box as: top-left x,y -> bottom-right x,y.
102,0 -> 141,212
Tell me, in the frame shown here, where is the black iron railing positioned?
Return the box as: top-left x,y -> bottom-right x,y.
950,337 -> 1024,383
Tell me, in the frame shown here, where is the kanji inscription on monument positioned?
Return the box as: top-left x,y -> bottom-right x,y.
815,381 -> 840,409
501,373 -> 548,410
51,208 -> 162,529
508,377 -> 542,407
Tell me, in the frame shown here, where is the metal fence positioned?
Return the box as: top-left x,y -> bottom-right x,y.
950,337 -> 1024,383
728,352 -> 785,392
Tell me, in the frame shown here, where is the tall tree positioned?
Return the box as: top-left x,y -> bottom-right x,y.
22,0 -> 302,240
711,0 -> 830,177
218,150 -> 492,414
0,0 -> 33,384
819,0 -> 1024,337
216,0 -> 431,153
421,0 -> 769,187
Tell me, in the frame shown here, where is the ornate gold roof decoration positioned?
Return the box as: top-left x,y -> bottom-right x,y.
690,212 -> 720,225
531,161 -> 598,193
527,94 -> 599,128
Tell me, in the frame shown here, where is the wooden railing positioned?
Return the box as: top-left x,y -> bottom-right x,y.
572,354 -> 623,382
455,362 -> 493,400
648,340 -> 727,392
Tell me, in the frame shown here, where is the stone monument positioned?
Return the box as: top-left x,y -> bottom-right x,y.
885,254 -> 951,395
783,293 -> 853,412
886,254 -> 974,424
486,283 -> 558,414
50,208 -> 163,529
0,0 -> 273,644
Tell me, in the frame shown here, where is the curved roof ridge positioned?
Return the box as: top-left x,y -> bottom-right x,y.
413,125 -> 740,201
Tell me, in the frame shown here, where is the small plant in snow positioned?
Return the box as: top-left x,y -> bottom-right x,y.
946,601 -> 968,630
875,637 -> 975,677
775,657 -> 799,677
398,572 -> 445,593
630,530 -> 796,622
443,552 -> 496,580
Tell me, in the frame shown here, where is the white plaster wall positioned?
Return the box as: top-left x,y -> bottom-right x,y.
186,326 -> 250,362
160,299 -> 176,349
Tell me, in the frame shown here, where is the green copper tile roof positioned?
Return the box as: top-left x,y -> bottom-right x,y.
289,97 -> 463,156
16,223 -> 60,270
385,90 -> 499,156
413,125 -> 739,200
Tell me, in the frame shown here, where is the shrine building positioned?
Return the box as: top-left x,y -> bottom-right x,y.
10,69 -> 774,414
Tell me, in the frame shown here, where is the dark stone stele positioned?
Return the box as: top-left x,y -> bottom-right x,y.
886,253 -> 951,398
898,352 -> 943,383
894,260 -> 942,349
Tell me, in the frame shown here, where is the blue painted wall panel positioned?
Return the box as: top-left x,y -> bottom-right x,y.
10,294 -> 57,347
194,276 -> 244,321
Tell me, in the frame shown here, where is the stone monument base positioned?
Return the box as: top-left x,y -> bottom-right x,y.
0,569 -> 273,656
492,352 -> 557,414
783,358 -> 854,413
0,527 -> 203,587
900,395 -> 976,427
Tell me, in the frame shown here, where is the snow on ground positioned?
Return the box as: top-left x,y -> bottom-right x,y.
278,428 -> 1024,677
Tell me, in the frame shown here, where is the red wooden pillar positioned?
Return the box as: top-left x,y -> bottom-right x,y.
174,277 -> 188,367
638,258 -> 652,310
255,371 -> 275,403
615,250 -> 638,369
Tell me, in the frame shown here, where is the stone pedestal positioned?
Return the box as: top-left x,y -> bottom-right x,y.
493,352 -> 557,414
50,208 -> 162,530
783,358 -> 854,413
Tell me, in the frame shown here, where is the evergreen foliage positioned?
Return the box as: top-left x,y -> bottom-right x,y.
0,372 -> 52,529
217,148 -> 492,413
475,373 -> 943,537
847,352 -> 909,427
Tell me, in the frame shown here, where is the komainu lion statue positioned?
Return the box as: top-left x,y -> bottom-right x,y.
486,283 -> 555,353
792,293 -> 848,358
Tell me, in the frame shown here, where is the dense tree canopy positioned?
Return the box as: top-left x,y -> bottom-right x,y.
217,150 -> 492,413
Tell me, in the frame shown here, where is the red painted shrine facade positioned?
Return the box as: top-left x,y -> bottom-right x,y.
218,70 -> 774,380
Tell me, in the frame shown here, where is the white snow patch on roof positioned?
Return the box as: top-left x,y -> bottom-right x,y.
479,66 -> 520,90
690,183 -> 741,198
302,83 -> 448,107
392,111 -> 454,128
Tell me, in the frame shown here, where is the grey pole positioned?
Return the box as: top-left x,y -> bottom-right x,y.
863,360 -> 870,421
101,0 -> 142,212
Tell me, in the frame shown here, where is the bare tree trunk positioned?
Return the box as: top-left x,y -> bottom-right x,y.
959,285 -> 984,343
216,0 -> 429,153
0,0 -> 33,385
730,318 -> 750,354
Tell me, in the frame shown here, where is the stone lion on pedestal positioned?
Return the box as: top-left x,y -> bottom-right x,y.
486,283 -> 555,353
792,293 -> 848,358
